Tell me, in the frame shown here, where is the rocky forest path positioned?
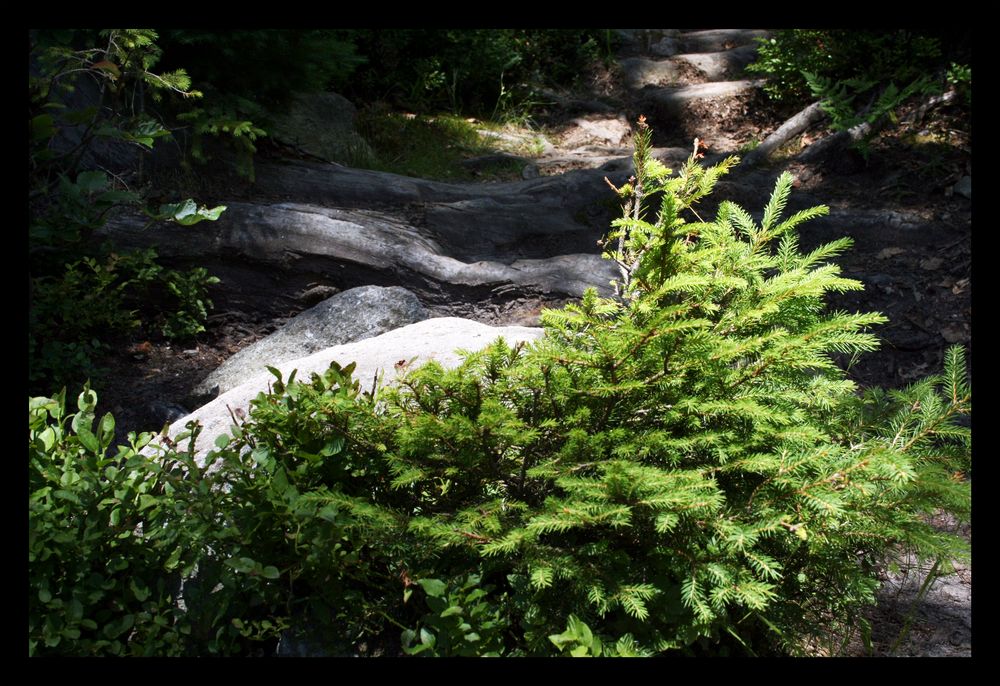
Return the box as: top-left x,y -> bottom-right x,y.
100,28 -> 971,658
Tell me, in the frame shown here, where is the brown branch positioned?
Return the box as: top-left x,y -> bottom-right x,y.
742,101 -> 828,167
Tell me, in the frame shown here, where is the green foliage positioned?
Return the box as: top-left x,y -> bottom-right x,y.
158,266 -> 222,339
28,121 -> 970,657
747,30 -> 967,160
150,30 -> 360,180
29,29 -> 225,394
548,615 -> 649,657
175,106 -> 267,181
29,386 -> 194,656
946,62 -> 971,106
29,243 -> 221,389
344,29 -> 611,119
802,71 -> 937,159
747,30 -> 944,105
401,575 -> 508,656
28,386 -> 315,656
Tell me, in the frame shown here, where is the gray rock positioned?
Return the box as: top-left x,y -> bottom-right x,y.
649,37 -> 678,57
620,57 -> 685,88
194,285 -> 428,398
676,29 -> 769,54
953,176 -> 971,200
521,163 -> 540,180
269,91 -> 375,165
151,317 -> 546,462
615,29 -> 681,53
243,161 -> 628,261
598,146 -> 694,173
148,401 -> 191,427
298,284 -> 340,305
535,90 -> 615,114
561,115 -> 632,149
646,80 -> 764,113
102,197 -> 620,300
673,45 -> 760,81
460,153 -> 526,171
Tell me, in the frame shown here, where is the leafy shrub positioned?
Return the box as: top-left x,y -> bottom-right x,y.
29,386 -> 193,656
28,385 -> 305,656
747,30 -> 944,105
401,575 -> 509,656
28,121 -> 970,656
29,29 -> 226,394
29,247 -> 221,391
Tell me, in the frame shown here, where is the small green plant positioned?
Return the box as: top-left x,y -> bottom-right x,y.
176,106 -> 267,181
29,386 -> 194,656
159,266 -> 222,339
746,30 -> 962,160
548,615 -> 650,657
401,575 -> 508,656
747,30 -> 837,103
946,62 -> 970,88
946,62 -> 971,105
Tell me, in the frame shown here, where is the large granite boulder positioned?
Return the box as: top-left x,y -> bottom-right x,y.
268,91 -> 375,164
157,317 -> 545,462
193,285 -> 428,400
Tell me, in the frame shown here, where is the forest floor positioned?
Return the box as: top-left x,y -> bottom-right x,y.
92,30 -> 972,658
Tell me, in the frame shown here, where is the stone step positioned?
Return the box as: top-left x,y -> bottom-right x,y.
536,146 -> 706,174
673,44 -> 760,81
620,57 -> 687,89
646,79 -> 764,111
676,29 -> 769,53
